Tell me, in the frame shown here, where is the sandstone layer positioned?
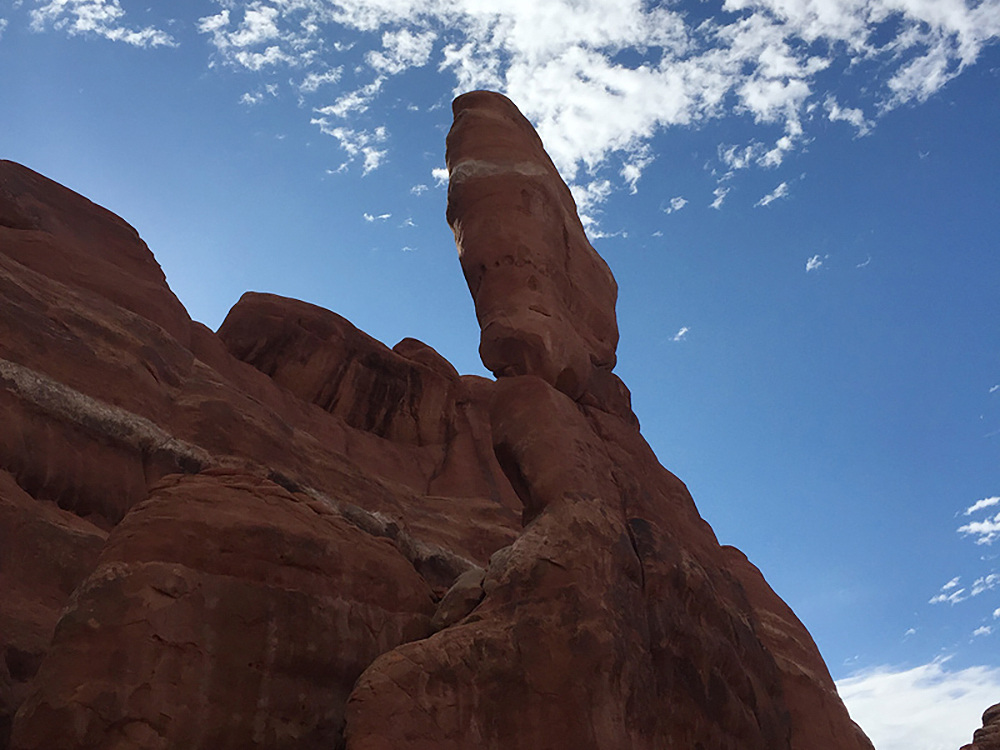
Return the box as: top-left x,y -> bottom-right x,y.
0,92 -> 873,750
962,703 -> 1000,750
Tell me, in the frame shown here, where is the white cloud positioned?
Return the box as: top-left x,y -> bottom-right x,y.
299,68 -> 343,93
310,122 -> 388,174
930,572 -> 998,603
410,184 -> 428,195
570,179 -> 612,217
994,608 -> 1000,619
363,212 -> 391,222
973,625 -> 992,637
990,385 -> 999,394
965,496 -> 1000,516
367,28 -> 436,75
930,588 -> 967,605
431,167 -> 449,187
672,326 -> 689,342
958,512 -> 1000,545
31,0 -> 174,47
904,627 -> 917,637
825,95 -> 872,136
972,574 -> 999,596
183,0 -> 1000,194
0,18 -> 7,39
315,78 -> 385,118
755,180 -> 789,207
710,185 -> 730,210
837,659 -> 1000,750
664,196 -> 688,214
620,149 -> 653,194
806,254 -> 823,272
856,256 -> 872,269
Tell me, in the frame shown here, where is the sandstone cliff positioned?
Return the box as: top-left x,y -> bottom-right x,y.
0,92 -> 873,750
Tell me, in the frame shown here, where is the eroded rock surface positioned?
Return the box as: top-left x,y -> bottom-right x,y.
1,92 -> 873,750
962,703 -> 1000,750
446,91 -> 619,400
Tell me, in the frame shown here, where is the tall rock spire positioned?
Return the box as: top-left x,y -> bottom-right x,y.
446,91 -> 619,400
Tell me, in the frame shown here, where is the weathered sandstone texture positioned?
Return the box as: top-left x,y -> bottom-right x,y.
0,91 -> 873,750
446,90 -> 618,400
962,703 -> 1000,750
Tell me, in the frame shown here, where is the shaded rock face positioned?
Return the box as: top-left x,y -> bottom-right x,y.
962,703 -> 1000,750
0,93 -> 873,750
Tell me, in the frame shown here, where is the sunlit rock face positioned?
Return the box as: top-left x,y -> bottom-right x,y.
1,95 -> 873,750
961,703 -> 1000,750
446,90 -> 619,401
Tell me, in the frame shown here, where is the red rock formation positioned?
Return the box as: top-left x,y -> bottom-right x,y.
962,703 -> 1000,750
446,90 -> 618,400
0,92 -> 874,750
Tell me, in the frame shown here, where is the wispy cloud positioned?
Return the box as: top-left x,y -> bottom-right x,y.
410,184 -> 428,195
973,625 -> 992,637
825,95 -> 872,136
315,78 -> 385,118
310,122 -> 388,174
972,574 -> 999,596
837,659 -> 1000,750
178,0 -> 1000,187
930,587 -> 967,605
806,254 -> 823,272
672,326 -> 689,342
755,181 -> 789,207
0,18 -> 7,39
990,385 -> 999,394
663,196 -> 688,214
363,212 -> 391,222
965,496 -> 1000,516
28,0 -> 1000,191
298,68 -> 343,93
366,29 -> 436,75
30,0 -> 174,47
958,512 -> 1000,545
710,186 -> 730,210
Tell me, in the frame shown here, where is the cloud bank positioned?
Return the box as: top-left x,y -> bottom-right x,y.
838,659 -> 1000,750
186,0 -> 1000,184
21,0 -> 1000,197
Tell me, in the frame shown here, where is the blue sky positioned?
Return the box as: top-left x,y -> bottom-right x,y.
2,1 -> 999,746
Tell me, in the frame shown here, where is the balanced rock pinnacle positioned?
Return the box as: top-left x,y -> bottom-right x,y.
446,91 -> 618,400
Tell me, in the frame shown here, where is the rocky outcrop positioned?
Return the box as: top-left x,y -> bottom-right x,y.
962,703 -> 1000,750
0,91 -> 873,750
